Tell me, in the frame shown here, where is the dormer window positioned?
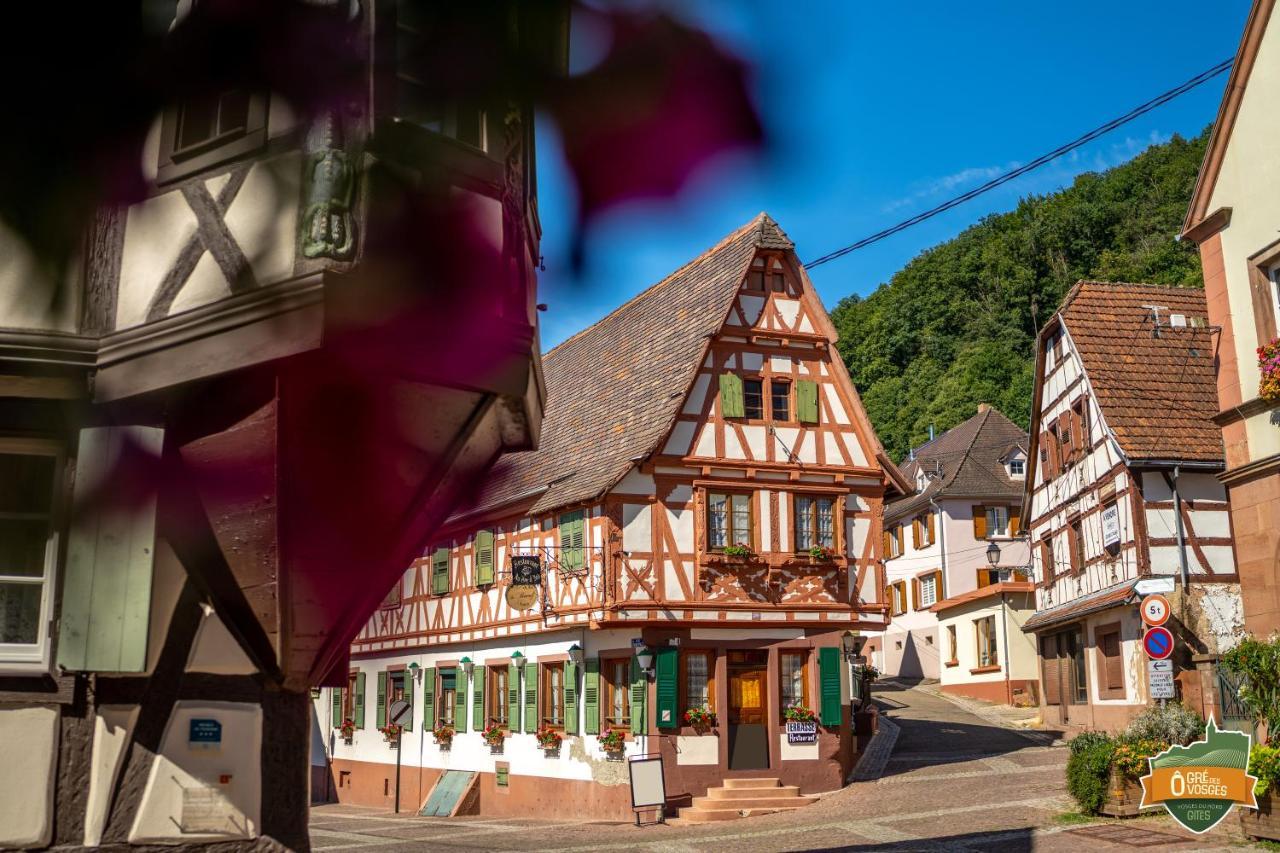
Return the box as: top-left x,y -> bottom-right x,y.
744,255 -> 789,293
1009,458 -> 1025,478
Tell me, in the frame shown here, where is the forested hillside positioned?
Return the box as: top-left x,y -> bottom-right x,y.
831,128 -> 1209,462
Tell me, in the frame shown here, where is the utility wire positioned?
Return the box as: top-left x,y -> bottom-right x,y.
805,58 -> 1234,269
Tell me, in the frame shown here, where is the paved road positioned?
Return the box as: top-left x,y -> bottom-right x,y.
309,682 -> 1255,851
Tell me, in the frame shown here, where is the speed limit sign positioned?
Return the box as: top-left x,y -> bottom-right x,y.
1140,593 -> 1171,627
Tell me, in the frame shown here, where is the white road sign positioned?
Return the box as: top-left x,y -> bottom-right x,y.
1135,577 -> 1175,596
1148,670 -> 1176,700
1101,503 -> 1121,549
1148,659 -> 1173,675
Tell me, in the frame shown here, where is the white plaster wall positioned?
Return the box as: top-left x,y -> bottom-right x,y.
613,469 -> 655,495
0,224 -> 80,332
663,421 -> 696,455
1208,16 -> 1280,461
676,735 -> 719,765
936,593 -> 1038,692
85,706 -> 140,847
185,605 -> 257,675
622,503 -> 652,552
0,706 -> 58,848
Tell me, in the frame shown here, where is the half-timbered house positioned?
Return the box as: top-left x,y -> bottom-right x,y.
1022,282 -> 1243,733
315,214 -> 907,820
0,4 -> 563,847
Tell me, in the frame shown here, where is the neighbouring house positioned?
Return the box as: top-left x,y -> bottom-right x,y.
1022,281 -> 1243,734
873,405 -> 1032,698
931,582 -> 1039,706
0,5 -> 563,848
312,214 -> 909,821
1181,0 -> 1280,637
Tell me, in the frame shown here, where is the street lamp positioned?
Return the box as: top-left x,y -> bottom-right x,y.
460,656 -> 474,678
986,540 -> 1001,566
510,650 -> 526,671
568,643 -> 584,668
634,645 -> 655,676
407,661 -> 421,682
841,629 -> 866,662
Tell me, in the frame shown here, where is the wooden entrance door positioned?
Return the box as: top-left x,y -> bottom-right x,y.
728,650 -> 769,770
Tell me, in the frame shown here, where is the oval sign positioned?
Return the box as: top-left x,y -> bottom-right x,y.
1141,594 -> 1171,627
506,584 -> 538,612
1143,626 -> 1175,661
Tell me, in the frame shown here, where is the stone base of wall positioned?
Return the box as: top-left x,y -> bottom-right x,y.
941,678 -> 1037,706
1039,701 -> 1142,735
323,758 -> 634,819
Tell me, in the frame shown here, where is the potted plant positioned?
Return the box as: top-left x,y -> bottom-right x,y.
378,723 -> 402,745
433,724 -> 454,749
1243,744 -> 1280,840
783,704 -> 816,723
683,707 -> 716,732
860,664 -> 881,683
808,545 -> 835,563
1259,339 -> 1280,404
536,726 -> 563,752
597,726 -> 625,754
721,544 -> 754,563
1100,736 -> 1168,817
482,721 -> 505,752
338,718 -> 356,745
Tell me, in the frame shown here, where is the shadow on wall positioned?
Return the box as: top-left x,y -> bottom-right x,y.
895,631 -> 939,680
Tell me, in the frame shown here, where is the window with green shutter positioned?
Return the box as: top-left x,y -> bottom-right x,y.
507,663 -> 520,730
421,666 -> 436,730
402,668 -> 414,732
797,380 -> 819,424
583,658 -> 600,735
559,511 -> 584,572
472,669 -> 485,731
431,546 -> 450,595
818,646 -> 842,726
453,671 -> 468,731
655,647 -> 678,729
331,686 -> 342,726
474,530 -> 494,586
354,672 -> 366,728
376,671 -> 387,729
719,373 -> 744,418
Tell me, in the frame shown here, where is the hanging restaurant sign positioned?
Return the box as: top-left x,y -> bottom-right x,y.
506,584 -> 538,611
510,554 -> 542,586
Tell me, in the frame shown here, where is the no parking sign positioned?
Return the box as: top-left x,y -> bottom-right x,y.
1143,626 -> 1174,661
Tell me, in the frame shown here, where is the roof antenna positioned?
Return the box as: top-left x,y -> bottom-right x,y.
1143,305 -> 1167,339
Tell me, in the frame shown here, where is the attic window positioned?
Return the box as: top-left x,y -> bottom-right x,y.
746,257 -> 766,291
1009,459 -> 1025,477
770,257 -> 786,293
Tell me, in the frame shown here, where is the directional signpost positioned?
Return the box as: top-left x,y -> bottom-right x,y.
389,698 -> 411,813
1148,658 -> 1176,700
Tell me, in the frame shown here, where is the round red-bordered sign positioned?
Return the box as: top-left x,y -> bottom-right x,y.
1143,626 -> 1174,660
1140,594 -> 1171,627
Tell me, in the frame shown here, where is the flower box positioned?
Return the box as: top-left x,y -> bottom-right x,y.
482,723 -> 506,753
1098,768 -> 1149,818
536,726 -> 563,753
683,707 -> 717,732
1241,790 -> 1280,841
597,727 -> 626,754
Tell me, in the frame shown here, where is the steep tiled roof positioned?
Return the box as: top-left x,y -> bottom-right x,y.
1022,578 -> 1138,632
888,407 -> 1028,521
931,581 -> 1035,614
460,214 -> 794,519
1059,282 -> 1222,464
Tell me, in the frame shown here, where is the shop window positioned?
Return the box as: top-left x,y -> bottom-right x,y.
488,665 -> 509,728
794,495 -> 834,551
975,615 -> 998,667
541,662 -> 565,728
0,445 -> 60,667
707,492 -> 753,550
601,657 -> 631,729
779,650 -> 808,711
680,649 -> 714,712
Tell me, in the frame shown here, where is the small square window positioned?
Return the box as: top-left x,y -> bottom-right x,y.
1009,459 -> 1025,477
743,380 -> 764,419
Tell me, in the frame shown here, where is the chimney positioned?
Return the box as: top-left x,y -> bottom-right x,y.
978,403 -> 991,414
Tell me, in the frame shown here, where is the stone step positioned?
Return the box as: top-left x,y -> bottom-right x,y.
707,785 -> 802,800
677,802 -> 813,824
723,777 -> 782,789
691,795 -> 814,810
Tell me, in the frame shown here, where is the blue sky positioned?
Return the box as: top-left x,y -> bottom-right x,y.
534,1 -> 1252,348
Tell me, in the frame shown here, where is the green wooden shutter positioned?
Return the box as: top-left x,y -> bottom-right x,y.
559,511 -> 584,572
58,426 -> 164,673
719,373 -> 744,418
818,647 -> 842,726
564,661 -> 579,735
402,670 -> 414,731
584,658 -> 600,735
630,657 -> 647,735
507,663 -> 520,729
655,647 -> 678,729
431,547 -> 450,594
797,380 -> 819,424
472,669 -> 485,731
524,665 -> 538,732
331,687 -> 342,726
474,530 -> 494,586
454,672 -> 469,731
376,671 -> 387,729
421,667 -> 436,730
354,672 -> 366,727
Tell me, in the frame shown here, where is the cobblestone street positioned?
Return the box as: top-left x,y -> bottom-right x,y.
310,682 -> 1258,851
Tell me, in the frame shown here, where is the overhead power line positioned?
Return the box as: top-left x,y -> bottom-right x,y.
805,58 -> 1234,270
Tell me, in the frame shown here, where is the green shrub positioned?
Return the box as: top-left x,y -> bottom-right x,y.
1222,635 -> 1280,739
1066,735 -> 1115,814
1251,744 -> 1280,796
1111,735 -> 1168,778
1123,701 -> 1204,746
